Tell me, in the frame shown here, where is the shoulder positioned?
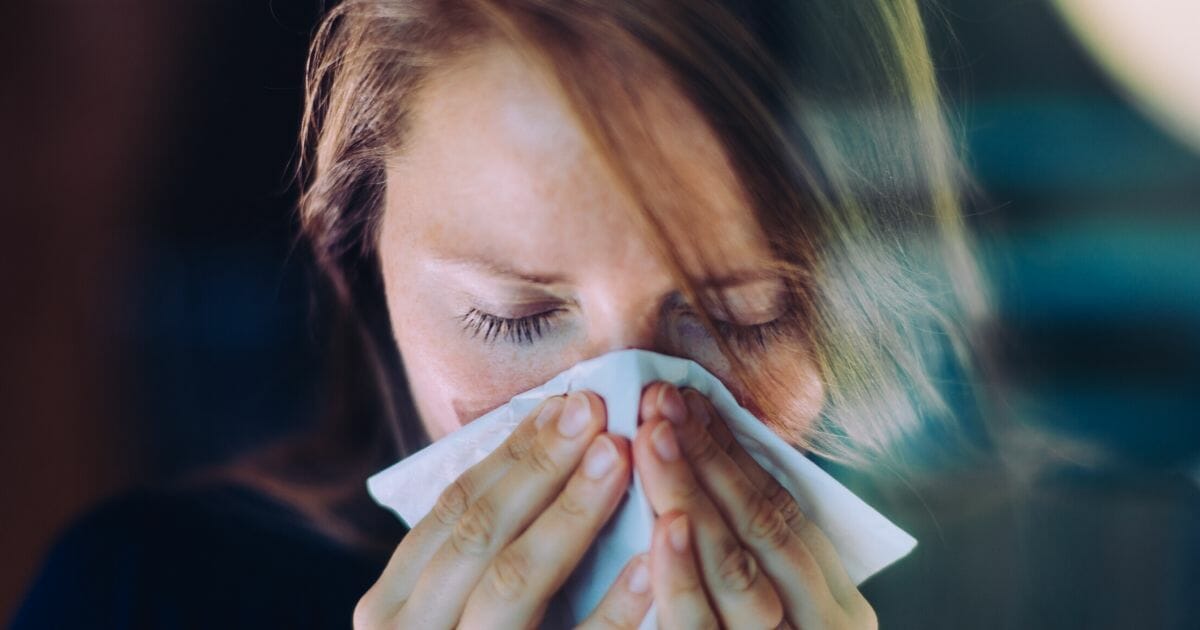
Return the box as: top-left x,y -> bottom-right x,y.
12,481 -> 396,630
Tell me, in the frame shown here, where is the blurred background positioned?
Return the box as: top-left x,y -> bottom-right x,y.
3,0 -> 1197,626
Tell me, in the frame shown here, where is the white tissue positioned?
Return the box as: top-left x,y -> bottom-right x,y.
367,349 -> 916,627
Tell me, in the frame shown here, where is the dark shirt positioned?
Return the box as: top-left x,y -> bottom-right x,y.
12,482 -> 395,630
11,477 -> 982,630
14,467 -> 1199,629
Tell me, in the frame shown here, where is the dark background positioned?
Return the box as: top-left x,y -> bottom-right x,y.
3,0 -> 1198,624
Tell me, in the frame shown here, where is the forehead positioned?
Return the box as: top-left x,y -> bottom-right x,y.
384,41 -> 772,275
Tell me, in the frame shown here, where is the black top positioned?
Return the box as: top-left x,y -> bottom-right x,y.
12,482 -> 394,630
13,468 -> 1200,629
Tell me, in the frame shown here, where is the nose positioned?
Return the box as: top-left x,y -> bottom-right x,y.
576,294 -> 675,360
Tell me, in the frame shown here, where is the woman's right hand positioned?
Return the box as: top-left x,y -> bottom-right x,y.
352,390 -> 654,629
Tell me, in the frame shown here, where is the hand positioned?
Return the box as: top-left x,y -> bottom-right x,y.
633,382 -> 877,629
353,390 -> 653,629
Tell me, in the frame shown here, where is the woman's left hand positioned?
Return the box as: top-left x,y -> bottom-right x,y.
632,382 -> 878,630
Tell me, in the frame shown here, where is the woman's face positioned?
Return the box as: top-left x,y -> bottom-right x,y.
379,42 -> 824,441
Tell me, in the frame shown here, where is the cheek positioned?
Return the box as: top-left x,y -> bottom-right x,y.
670,318 -> 732,372
744,350 -> 825,444
685,334 -> 824,446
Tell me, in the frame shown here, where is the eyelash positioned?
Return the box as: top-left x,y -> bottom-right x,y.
710,316 -> 789,350
458,308 -> 566,346
457,307 -> 789,349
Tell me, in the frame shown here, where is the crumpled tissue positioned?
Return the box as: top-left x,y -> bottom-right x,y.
367,349 -> 916,627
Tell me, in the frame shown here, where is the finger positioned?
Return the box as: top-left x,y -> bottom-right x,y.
635,385 -> 783,628
574,553 -> 654,630
459,434 -> 632,628
358,395 -> 567,621
399,389 -> 607,628
701,396 -> 856,605
673,390 -> 846,625
651,513 -> 719,630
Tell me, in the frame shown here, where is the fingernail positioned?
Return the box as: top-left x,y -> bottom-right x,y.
534,396 -> 566,429
682,390 -> 711,426
582,436 -> 616,479
558,391 -> 591,437
627,556 -> 650,594
669,515 -> 689,553
657,383 -> 687,425
651,422 -> 680,462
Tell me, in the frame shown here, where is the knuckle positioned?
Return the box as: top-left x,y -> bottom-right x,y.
862,604 -> 880,629
715,538 -> 760,592
431,477 -> 472,526
669,478 -> 706,506
746,495 -> 792,549
505,432 -> 532,461
681,570 -> 706,594
485,547 -> 532,603
787,504 -> 814,536
350,594 -> 374,629
351,590 -> 392,630
848,592 -> 879,629
765,481 -> 808,530
451,496 -> 497,556
684,431 -> 724,467
556,485 -> 592,520
524,441 -> 562,477
763,478 -> 792,508
668,560 -> 705,596
715,426 -> 740,455
588,603 -> 638,630
595,611 -> 630,629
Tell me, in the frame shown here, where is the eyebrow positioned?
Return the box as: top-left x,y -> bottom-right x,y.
429,254 -> 783,289
429,255 -> 568,286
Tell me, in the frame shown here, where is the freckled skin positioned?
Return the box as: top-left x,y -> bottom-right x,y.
378,42 -> 823,441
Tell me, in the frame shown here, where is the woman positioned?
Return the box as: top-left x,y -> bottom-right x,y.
15,0 -> 989,628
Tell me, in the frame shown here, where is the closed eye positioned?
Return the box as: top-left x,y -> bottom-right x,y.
457,307 -> 566,345
459,304 -> 792,350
